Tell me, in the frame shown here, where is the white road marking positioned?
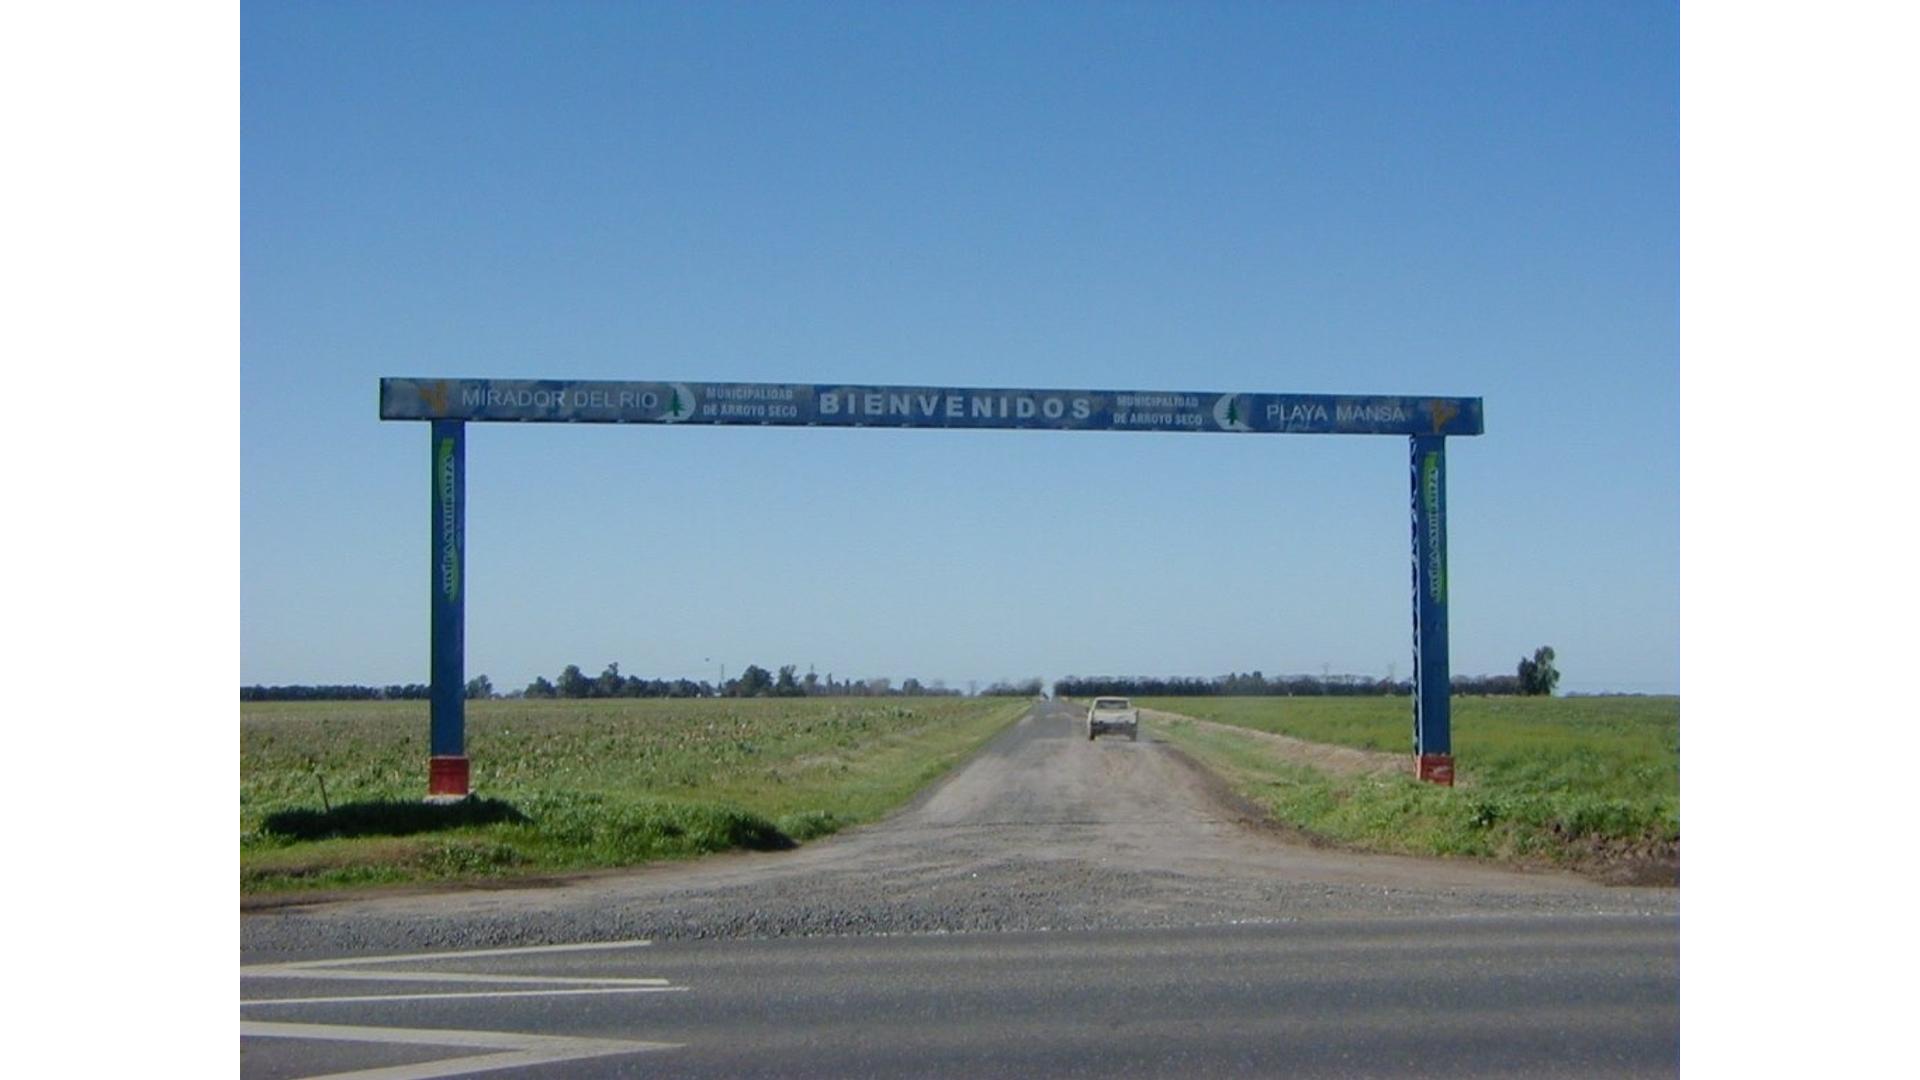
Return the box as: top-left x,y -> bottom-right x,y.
241,1021 -> 677,1080
244,968 -> 670,987
241,939 -> 686,1077
244,986 -> 687,1006
245,938 -> 654,971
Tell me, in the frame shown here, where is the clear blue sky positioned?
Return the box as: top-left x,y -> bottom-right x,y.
241,1 -> 1677,695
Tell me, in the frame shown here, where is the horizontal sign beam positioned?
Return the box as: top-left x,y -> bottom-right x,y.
380,378 -> 1483,436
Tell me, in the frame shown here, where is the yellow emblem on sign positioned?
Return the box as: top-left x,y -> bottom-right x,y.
419,380 -> 452,415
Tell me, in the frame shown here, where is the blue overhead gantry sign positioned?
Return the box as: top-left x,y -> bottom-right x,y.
381,377 -> 1482,797
381,377 -> 1482,436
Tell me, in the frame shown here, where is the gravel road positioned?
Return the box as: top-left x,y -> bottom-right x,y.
242,701 -> 1676,961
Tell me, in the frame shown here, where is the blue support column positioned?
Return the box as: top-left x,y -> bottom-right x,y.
428,420 -> 469,798
1411,435 -> 1454,784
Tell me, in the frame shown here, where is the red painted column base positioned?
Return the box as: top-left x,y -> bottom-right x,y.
1416,753 -> 1455,786
428,755 -> 470,799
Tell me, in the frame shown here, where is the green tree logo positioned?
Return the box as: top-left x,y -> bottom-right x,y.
660,383 -> 697,422
1212,394 -> 1251,431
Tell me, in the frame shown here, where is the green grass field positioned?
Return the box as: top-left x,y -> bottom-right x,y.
241,696 -> 1026,893
1137,695 -> 1679,881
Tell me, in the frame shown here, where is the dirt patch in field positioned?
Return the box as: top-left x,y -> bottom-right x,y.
1561,835 -> 1681,887
1140,708 -> 1413,779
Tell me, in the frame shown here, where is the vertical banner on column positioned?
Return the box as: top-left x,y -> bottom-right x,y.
429,420 -> 469,797
1411,435 -> 1453,784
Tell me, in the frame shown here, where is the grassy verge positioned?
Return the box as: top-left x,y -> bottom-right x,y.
1137,696 -> 1679,883
241,696 -> 1026,894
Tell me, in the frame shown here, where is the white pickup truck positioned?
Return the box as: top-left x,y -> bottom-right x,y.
1086,696 -> 1140,741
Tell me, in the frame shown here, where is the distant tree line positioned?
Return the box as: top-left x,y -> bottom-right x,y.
1053,649 -> 1562,699
243,649 -> 1561,702
517,663 -> 711,700
243,664 -> 961,702
241,683 -> 429,702
1052,673 -> 1413,699
513,662 -> 965,700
